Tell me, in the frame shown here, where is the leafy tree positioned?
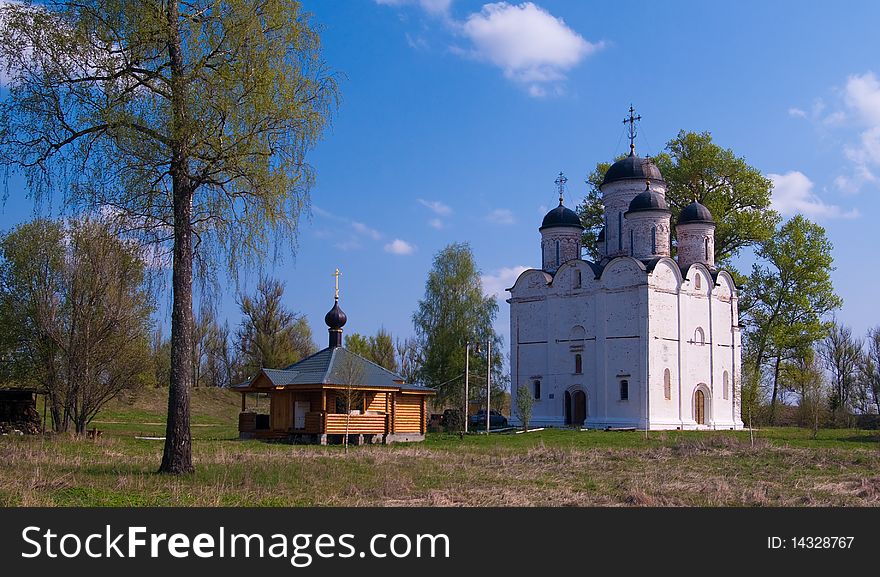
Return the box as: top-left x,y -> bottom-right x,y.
0,218 -> 153,434
344,328 -> 396,372
577,132 -> 778,274
0,0 -> 338,473
344,333 -> 371,358
740,215 -> 842,423
236,276 -> 316,377
412,243 -> 505,407
514,382 -> 532,432
149,327 -> 172,388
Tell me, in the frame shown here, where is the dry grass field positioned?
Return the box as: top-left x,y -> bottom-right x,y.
1,387 -> 879,506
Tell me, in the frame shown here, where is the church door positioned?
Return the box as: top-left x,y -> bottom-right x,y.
572,391 -> 586,426
564,391 -> 572,425
694,390 -> 706,425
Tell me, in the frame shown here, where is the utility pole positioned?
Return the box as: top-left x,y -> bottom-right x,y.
486,339 -> 491,434
464,342 -> 470,434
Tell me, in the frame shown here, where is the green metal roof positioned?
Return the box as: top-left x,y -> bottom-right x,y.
234,347 -> 433,393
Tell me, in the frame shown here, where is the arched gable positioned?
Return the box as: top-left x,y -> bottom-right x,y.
548,260 -> 598,293
509,268 -> 552,298
713,270 -> 736,300
682,263 -> 713,297
648,257 -> 682,292
599,256 -> 647,290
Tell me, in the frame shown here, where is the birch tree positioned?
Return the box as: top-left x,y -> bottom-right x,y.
0,1 -> 338,472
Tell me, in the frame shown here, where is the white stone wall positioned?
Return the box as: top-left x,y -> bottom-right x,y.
601,179 -> 667,258
509,228 -> 742,431
626,212 -> 671,259
676,222 -> 715,270
540,226 -> 582,274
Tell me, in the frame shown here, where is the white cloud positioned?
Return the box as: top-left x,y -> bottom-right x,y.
481,265 -> 529,298
417,198 -> 452,216
788,107 -> 807,118
768,171 -> 858,220
845,72 -> 880,125
351,221 -> 382,240
375,0 -> 452,16
384,239 -> 416,255
486,208 -> 515,225
428,218 -> 444,229
458,2 -> 601,96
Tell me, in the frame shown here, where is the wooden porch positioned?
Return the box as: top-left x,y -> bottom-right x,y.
237,387 -> 428,443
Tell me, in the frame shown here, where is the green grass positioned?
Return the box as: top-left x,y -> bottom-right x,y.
4,389 -> 880,506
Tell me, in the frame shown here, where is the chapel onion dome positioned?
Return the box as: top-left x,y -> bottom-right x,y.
324,299 -> 347,330
540,203 -> 584,231
677,200 -> 715,225
601,153 -> 664,187
625,185 -> 671,216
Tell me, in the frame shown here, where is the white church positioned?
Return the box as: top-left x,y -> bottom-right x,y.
508,131 -> 744,430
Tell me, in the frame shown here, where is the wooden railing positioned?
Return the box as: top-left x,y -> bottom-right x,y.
324,413 -> 388,435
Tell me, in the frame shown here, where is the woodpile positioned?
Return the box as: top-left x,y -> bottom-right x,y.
0,403 -> 41,435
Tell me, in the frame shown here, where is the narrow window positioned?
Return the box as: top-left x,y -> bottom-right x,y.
651,226 -> 657,254
555,240 -> 560,267
619,379 -> 629,401
574,270 -> 581,289
630,229 -> 634,256
664,369 -> 671,400
695,274 -> 701,290
705,237 -> 710,261
695,327 -> 705,345
534,380 -> 541,400
723,371 -> 729,400
618,212 -> 622,250
575,354 -> 582,374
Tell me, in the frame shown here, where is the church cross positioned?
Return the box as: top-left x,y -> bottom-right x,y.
333,268 -> 340,300
555,171 -> 568,205
623,104 -> 641,155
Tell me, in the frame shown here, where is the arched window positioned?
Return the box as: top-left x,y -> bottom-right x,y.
705,237 -> 710,260
534,380 -> 541,400
574,269 -> 581,289
618,212 -> 623,250
695,274 -> 701,290
630,230 -> 634,256
619,379 -> 629,401
664,369 -> 671,400
574,354 -> 582,374
723,371 -> 729,400
694,327 -> 705,345
651,226 -> 657,254
555,240 -> 560,267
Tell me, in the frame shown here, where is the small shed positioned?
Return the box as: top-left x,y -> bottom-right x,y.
233,293 -> 434,444
0,386 -> 45,434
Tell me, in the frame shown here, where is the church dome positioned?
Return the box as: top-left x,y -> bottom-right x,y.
324,300 -> 347,330
626,187 -> 670,215
677,201 -> 715,225
540,204 -> 583,230
601,154 -> 664,187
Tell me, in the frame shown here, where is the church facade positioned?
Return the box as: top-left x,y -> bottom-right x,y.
508,148 -> 744,431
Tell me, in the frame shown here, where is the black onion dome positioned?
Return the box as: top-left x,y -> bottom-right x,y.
601,154 -> 664,186
324,299 -> 347,329
677,201 -> 715,225
540,204 -> 583,230
626,189 -> 670,215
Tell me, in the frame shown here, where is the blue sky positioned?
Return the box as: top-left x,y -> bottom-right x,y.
1,0 -> 878,357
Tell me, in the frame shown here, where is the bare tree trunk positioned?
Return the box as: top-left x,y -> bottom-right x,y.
160,0 -> 194,475
769,356 -> 781,425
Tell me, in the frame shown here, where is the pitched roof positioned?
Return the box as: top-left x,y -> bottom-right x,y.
234,347 -> 433,393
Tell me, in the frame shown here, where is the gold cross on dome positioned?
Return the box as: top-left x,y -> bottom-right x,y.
555,172 -> 568,205
333,268 -> 340,300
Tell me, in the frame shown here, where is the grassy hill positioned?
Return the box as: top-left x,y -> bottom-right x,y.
3,389 -> 879,507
